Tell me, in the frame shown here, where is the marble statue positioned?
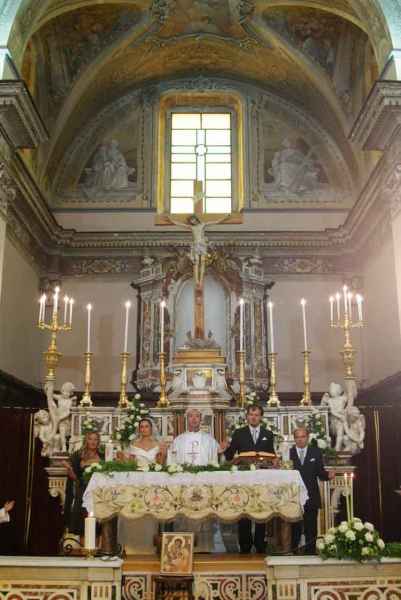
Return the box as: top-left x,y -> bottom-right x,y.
269,138 -> 320,193
343,406 -> 365,454
321,382 -> 348,452
51,382 -> 77,453
84,139 -> 135,194
215,367 -> 231,400
34,409 -> 61,456
170,367 -> 186,396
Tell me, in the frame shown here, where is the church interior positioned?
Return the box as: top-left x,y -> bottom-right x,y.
1,0 -> 401,598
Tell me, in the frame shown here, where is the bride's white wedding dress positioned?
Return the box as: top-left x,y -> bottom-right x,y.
117,445 -> 160,555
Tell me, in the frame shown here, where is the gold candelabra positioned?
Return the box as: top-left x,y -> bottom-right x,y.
300,350 -> 312,406
330,288 -> 364,382
267,352 -> 280,406
38,289 -> 73,383
119,352 -> 130,408
157,351 -> 169,408
80,352 -> 93,407
238,350 -> 246,408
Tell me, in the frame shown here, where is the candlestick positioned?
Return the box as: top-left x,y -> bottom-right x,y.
157,351 -> 169,408
300,298 -> 308,351
239,298 -> 244,353
84,512 -> 96,552
160,300 -> 166,353
268,301 -> 275,353
80,352 -> 93,407
123,301 -> 131,354
238,350 -> 246,408
267,352 -> 280,406
329,296 -> 334,323
86,304 -> 92,354
300,350 -> 312,406
119,351 -> 130,408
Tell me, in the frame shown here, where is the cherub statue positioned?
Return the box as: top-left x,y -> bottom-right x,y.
33,409 -> 61,456
47,381 -> 77,453
320,382 -> 348,452
343,406 -> 365,454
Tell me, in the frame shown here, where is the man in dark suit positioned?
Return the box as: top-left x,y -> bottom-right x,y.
223,404 -> 275,554
290,427 -> 335,554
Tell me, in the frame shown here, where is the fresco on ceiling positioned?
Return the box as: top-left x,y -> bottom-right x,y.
158,0 -> 245,37
264,6 -> 376,118
39,5 -> 140,108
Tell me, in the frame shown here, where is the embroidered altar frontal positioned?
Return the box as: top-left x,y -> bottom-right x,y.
83,470 -> 308,522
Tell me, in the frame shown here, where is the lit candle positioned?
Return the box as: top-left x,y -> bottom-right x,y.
335,293 -> 341,321
86,304 -> 92,353
329,296 -> 334,323
343,285 -> 348,316
347,292 -> 353,321
268,301 -> 275,354
84,512 -> 96,550
160,300 -> 166,353
53,286 -> 60,317
239,298 -> 244,352
63,295 -> 69,325
300,298 -> 308,351
39,294 -> 46,323
356,294 -> 363,322
350,472 -> 354,520
69,298 -> 74,325
123,301 -> 131,353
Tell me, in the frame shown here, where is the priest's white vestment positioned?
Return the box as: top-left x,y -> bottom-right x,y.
168,430 -> 220,552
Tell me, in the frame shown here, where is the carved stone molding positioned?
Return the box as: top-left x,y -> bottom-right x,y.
350,80 -> 401,150
0,80 -> 48,149
0,160 -> 17,217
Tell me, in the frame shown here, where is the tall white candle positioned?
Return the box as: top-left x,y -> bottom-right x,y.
356,294 -> 363,322
105,439 -> 114,462
63,296 -> 69,325
300,298 -> 308,351
268,301 -> 275,353
329,296 -> 334,323
343,285 -> 348,316
239,298 -> 244,352
350,472 -> 354,520
53,286 -> 60,317
69,298 -> 74,325
123,301 -> 131,353
335,293 -> 341,320
347,292 -> 353,321
86,304 -> 92,353
84,513 -> 96,550
39,294 -> 46,323
160,300 -> 166,353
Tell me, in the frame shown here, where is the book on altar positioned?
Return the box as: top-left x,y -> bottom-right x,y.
237,451 -> 276,458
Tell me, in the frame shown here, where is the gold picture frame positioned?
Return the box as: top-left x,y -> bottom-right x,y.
160,533 -> 194,575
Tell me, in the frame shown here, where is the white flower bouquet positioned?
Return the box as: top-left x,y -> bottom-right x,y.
317,518 -> 385,561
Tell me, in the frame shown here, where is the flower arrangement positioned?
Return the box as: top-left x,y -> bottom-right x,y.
81,413 -> 101,435
317,518 -> 385,562
305,407 -> 335,457
113,394 -> 150,447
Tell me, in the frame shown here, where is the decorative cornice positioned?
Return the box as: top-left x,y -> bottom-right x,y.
0,80 -> 48,149
350,80 -> 401,150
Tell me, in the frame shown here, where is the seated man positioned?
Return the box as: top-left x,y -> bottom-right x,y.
168,408 -> 223,551
223,404 -> 275,554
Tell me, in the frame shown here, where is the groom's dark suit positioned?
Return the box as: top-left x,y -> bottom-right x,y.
225,425 -> 275,553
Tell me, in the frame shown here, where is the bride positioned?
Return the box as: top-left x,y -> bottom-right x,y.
118,418 -> 166,554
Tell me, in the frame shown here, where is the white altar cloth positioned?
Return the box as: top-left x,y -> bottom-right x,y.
83,469 -> 308,523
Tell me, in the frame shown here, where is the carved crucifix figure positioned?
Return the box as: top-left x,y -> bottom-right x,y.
167,181 -> 230,339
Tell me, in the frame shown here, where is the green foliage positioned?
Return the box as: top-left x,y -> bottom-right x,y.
383,542 -> 401,557
317,518 -> 385,562
305,408 -> 335,457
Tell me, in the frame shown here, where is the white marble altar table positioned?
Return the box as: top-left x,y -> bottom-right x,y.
83,469 -> 308,523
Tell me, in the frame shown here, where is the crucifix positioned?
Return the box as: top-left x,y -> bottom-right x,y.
187,440 -> 200,465
168,180 -> 230,340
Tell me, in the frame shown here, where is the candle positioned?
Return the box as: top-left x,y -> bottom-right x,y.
105,439 -> 114,462
350,472 -> 354,520
63,296 -> 69,325
69,298 -> 74,325
123,301 -> 131,353
343,285 -> 348,316
86,304 -> 92,353
160,300 -> 166,353
39,294 -> 46,323
239,298 -> 244,352
344,473 -> 350,521
268,301 -> 275,353
300,298 -> 308,351
84,512 -> 96,550
329,296 -> 334,323
335,293 -> 341,321
356,294 -> 363,322
53,286 -> 60,317
347,292 -> 353,321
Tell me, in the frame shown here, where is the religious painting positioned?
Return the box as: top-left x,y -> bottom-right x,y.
186,368 -> 213,390
160,533 -> 194,576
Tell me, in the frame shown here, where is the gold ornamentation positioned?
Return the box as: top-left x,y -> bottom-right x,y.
119,352 -> 130,408
267,352 -> 280,406
300,350 -> 311,406
238,350 -> 246,408
158,351 -> 169,407
80,352 -> 93,407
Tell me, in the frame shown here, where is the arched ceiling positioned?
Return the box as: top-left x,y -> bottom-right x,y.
10,0 -> 384,202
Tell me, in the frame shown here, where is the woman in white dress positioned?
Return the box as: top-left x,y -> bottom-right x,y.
118,418 -> 166,554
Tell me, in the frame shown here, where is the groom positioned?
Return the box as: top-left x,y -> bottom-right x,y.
223,404 -> 275,553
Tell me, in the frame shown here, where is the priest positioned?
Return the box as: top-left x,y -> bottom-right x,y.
167,407 -> 220,466
167,407 -> 223,551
